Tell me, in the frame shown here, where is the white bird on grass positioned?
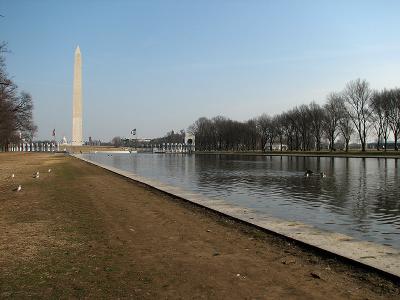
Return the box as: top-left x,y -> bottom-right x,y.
14,185 -> 21,192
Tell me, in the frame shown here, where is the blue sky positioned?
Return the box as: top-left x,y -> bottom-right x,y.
1,0 -> 400,141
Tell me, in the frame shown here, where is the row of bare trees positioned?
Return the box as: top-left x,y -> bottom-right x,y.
189,79 -> 400,152
0,43 -> 36,150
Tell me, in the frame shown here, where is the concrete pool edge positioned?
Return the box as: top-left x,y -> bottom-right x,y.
72,154 -> 400,280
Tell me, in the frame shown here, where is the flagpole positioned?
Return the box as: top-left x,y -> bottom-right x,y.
52,129 -> 56,144
131,129 -> 136,149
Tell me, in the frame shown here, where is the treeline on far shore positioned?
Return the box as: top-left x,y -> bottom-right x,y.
188,79 -> 400,152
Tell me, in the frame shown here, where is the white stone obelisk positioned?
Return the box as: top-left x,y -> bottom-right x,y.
72,46 -> 83,146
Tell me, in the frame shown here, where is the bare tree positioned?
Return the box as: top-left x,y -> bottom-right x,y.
323,93 -> 345,151
244,118 -> 259,151
111,136 -> 122,147
213,116 -> 228,150
1,43 -> 36,150
284,109 -> 301,150
295,105 -> 312,151
386,89 -> 400,150
275,114 -> 285,151
162,130 -> 185,144
257,114 -> 271,151
339,113 -> 354,152
188,117 -> 216,151
370,90 -> 390,150
266,116 -> 279,151
14,92 -> 36,138
342,79 -> 373,151
308,102 -> 324,151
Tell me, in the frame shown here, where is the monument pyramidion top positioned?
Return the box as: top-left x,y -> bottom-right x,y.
75,45 -> 81,54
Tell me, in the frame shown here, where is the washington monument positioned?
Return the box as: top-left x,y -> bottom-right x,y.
72,46 -> 83,145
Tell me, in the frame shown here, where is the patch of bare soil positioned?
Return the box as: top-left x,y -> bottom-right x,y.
0,153 -> 399,299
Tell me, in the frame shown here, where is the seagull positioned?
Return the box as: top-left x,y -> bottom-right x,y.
11,173 -> 15,179
304,169 -> 313,177
48,169 -> 52,173
320,172 -> 327,178
33,171 -> 39,179
14,185 -> 21,192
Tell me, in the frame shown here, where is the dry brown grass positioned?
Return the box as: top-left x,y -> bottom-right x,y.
0,153 -> 399,299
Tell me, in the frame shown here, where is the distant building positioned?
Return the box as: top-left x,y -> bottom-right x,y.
185,133 -> 195,146
61,136 -> 68,145
185,132 -> 195,152
271,143 -> 288,151
136,138 -> 152,143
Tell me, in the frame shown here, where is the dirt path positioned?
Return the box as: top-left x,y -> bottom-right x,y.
0,153 -> 399,299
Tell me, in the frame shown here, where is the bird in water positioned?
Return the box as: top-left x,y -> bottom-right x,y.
14,185 -> 21,192
33,171 -> 39,179
320,172 -> 327,178
48,168 -> 52,173
304,169 -> 313,177
11,173 -> 15,179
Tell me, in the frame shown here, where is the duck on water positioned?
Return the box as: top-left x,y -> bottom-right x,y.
304,170 -> 326,178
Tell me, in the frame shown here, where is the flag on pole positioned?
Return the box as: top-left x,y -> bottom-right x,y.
52,129 -> 56,137
131,129 -> 136,135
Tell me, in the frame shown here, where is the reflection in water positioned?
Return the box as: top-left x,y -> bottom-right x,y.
84,153 -> 400,249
